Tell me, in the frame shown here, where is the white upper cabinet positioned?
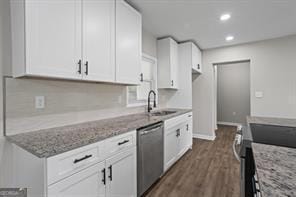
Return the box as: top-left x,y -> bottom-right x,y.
179,42 -> 202,74
191,43 -> 202,73
82,0 -> 115,82
11,0 -> 82,79
157,37 -> 178,89
115,0 -> 142,85
179,42 -> 202,73
11,0 -> 142,84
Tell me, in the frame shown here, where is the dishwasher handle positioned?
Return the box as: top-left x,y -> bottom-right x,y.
140,125 -> 163,136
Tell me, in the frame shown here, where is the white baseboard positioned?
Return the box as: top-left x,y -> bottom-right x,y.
193,133 -> 216,141
218,121 -> 242,127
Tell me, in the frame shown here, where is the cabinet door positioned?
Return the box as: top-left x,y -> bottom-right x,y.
186,115 -> 193,148
48,161 -> 106,197
170,39 -> 178,88
192,44 -> 202,73
25,0 -> 82,79
196,47 -> 202,73
192,43 -> 199,70
106,148 -> 137,197
177,125 -> 188,159
116,0 -> 142,85
164,126 -> 179,171
82,0 -> 115,82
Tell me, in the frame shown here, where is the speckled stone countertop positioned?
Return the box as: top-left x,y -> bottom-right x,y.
252,143 -> 296,197
6,108 -> 191,158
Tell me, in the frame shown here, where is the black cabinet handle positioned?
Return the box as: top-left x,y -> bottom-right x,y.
102,168 -> 106,185
108,165 -> 113,181
197,64 -> 200,69
186,124 -> 189,131
73,154 -> 92,164
140,73 -> 143,82
85,61 -> 89,75
118,140 -> 129,146
188,115 -> 192,117
176,129 -> 180,137
171,80 -> 174,86
77,59 -> 82,74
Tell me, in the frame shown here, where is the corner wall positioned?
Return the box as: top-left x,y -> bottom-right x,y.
193,35 -> 296,137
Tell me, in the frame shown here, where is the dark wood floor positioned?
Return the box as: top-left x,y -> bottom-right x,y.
145,126 -> 240,197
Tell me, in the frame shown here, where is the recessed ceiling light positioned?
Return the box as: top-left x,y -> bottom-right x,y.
225,36 -> 234,41
220,14 -> 231,21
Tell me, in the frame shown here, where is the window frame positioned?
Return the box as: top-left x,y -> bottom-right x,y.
126,53 -> 158,107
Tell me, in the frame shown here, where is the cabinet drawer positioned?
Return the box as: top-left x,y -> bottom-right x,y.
104,130 -> 136,158
47,143 -> 102,185
165,112 -> 192,130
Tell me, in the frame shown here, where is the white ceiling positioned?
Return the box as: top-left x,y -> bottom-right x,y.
128,0 -> 296,49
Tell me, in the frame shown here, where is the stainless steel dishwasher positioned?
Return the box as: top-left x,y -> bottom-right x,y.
137,122 -> 164,196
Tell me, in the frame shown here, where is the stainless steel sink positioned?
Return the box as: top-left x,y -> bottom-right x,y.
150,110 -> 177,116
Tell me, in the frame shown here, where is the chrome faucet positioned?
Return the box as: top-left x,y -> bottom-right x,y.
147,90 -> 156,113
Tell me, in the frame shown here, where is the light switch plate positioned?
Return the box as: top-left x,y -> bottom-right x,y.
35,96 -> 45,109
255,91 -> 263,98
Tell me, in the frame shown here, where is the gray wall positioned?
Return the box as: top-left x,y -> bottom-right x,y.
217,62 -> 250,124
193,34 -> 296,138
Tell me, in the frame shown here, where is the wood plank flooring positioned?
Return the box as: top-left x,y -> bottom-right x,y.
144,126 -> 240,197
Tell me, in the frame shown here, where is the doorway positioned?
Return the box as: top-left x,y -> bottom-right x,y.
214,61 -> 251,126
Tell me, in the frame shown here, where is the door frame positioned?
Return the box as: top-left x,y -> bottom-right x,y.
213,59 -> 251,128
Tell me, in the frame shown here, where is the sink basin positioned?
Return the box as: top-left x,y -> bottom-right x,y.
250,124 -> 296,148
150,110 -> 177,116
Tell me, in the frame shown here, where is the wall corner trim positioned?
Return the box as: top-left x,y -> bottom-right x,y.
192,133 -> 216,141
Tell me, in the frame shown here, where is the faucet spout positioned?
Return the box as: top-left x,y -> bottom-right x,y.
147,90 -> 157,113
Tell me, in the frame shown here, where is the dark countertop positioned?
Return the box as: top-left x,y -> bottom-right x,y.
6,108 -> 191,158
252,143 -> 296,197
247,116 -> 296,128
243,116 -> 296,144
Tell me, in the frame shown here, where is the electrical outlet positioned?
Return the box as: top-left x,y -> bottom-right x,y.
35,96 -> 45,109
255,91 -> 263,98
232,112 -> 236,116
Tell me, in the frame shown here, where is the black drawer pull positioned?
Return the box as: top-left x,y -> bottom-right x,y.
102,168 -> 106,185
118,140 -> 129,146
188,115 -> 192,117
77,59 -> 82,74
108,165 -> 113,181
85,61 -> 89,75
73,154 -> 92,164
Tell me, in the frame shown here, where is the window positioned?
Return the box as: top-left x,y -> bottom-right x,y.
127,54 -> 157,107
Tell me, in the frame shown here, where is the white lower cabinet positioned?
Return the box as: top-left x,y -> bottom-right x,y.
11,130 -> 137,197
164,112 -> 193,171
47,132 -> 137,197
48,161 -> 106,197
106,148 -> 137,197
164,125 -> 179,170
48,147 -> 136,197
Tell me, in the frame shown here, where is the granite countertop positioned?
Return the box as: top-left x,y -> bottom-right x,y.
252,143 -> 296,197
6,108 -> 191,158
